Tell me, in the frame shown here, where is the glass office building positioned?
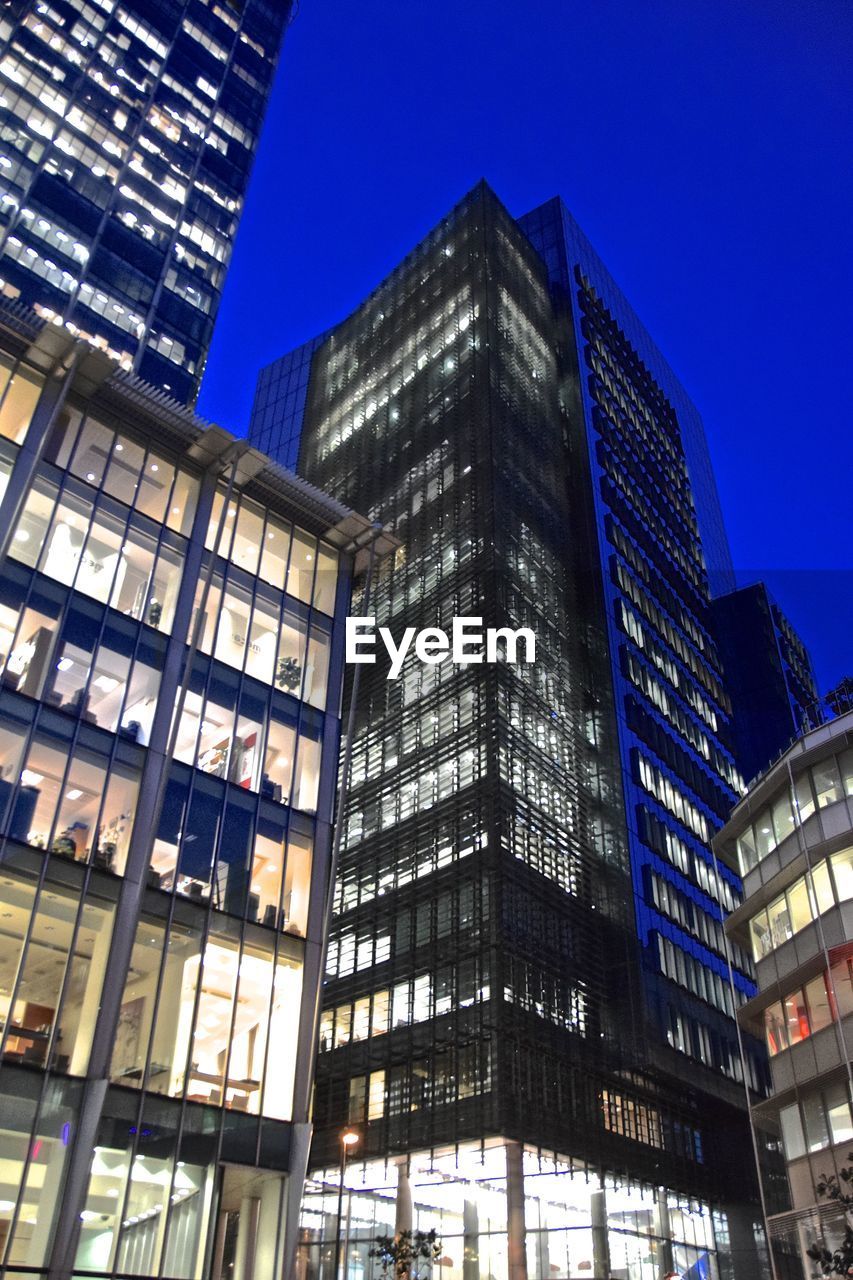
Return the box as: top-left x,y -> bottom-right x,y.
0,0 -> 292,405
719,705 -> 853,1277
711,582 -> 819,785
0,297 -> 369,1279
250,183 -> 769,1279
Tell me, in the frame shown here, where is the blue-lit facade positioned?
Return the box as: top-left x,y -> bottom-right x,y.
0,0 -> 292,405
520,196 -> 765,1102
250,183 -> 770,1280
0,300 -> 364,1279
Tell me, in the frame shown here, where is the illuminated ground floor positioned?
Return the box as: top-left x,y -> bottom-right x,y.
297,1140 -> 765,1280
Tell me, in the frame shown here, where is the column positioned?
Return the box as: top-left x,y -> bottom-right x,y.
233,1196 -> 261,1280
395,1158 -> 413,1237
506,1140 -> 528,1280
591,1187 -> 610,1280
656,1189 -> 674,1278
463,1197 -> 480,1280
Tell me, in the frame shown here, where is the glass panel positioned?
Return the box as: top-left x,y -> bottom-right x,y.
0,721 -> 29,833
784,989 -> 809,1045
275,609 -> 307,696
771,791 -> 796,845
85,643 -> 131,734
825,1082 -> 853,1146
830,955 -> 853,1020
165,468 -> 198,538
5,605 -> 58,699
286,527 -> 316,604
69,415 -> 114,488
10,475 -> 59,568
251,825 -> 284,929
810,860 -> 835,914
214,796 -> 252,918
0,1079 -> 76,1267
186,929 -> 240,1106
754,810 -> 776,859
0,871 -> 37,1053
110,521 -> 155,621
232,499 -> 263,576
283,829 -> 312,937
120,650 -> 160,746
78,506 -> 125,604
736,826 -> 757,875
292,730 -> 321,814
794,769 -> 816,821
227,930 -> 273,1113
304,625 -> 331,710
229,712 -> 263,791
196,695 -> 235,780
0,364 -> 44,444
779,1102 -> 806,1160
49,625 -> 102,722
259,515 -> 290,589
51,749 -> 111,865
215,582 -> 251,670
749,909 -> 771,961
262,939 -> 303,1119
805,972 -> 833,1033
135,450 -> 175,523
177,779 -> 221,900
18,737 -> 72,852
40,490 -> 92,585
802,1092 -> 830,1151
840,748 -> 853,799
103,432 -> 145,506
787,878 -> 812,934
95,760 -> 139,875
763,1002 -> 788,1055
313,543 -> 338,615
767,893 -> 793,950
148,540 -> 183,632
262,712 -> 296,804
245,594 -> 279,685
813,758 -> 843,809
831,848 -> 853,902
190,575 -> 222,654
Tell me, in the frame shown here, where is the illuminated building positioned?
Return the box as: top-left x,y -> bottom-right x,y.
250,183 -> 770,1278
0,297 -> 372,1278
720,706 -> 853,1276
0,0 -> 292,405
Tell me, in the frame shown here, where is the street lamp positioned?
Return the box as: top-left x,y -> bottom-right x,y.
334,1129 -> 359,1280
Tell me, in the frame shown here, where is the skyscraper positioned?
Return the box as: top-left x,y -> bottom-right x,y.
250,183 -> 770,1279
0,297 -> 375,1279
0,0 -> 292,405
711,582 -> 819,784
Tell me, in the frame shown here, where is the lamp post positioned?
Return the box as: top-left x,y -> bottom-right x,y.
334,1129 -> 359,1280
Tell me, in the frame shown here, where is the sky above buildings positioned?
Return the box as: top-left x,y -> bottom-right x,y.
197,0 -> 852,694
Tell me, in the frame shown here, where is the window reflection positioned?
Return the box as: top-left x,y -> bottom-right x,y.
112,916 -> 303,1120
0,869 -> 115,1075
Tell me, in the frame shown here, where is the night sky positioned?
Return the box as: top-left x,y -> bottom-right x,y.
197,0 -> 852,694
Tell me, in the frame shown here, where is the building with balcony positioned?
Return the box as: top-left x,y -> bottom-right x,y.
0,297 -> 372,1280
250,182 -> 768,1280
719,708 -> 853,1276
0,0 -> 293,404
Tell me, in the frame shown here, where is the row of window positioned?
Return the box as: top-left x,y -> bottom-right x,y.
779,1082 -> 853,1160
735,749 -> 853,875
748,847 -> 853,960
649,872 -> 751,978
320,959 -> 490,1050
637,753 -> 710,844
763,951 -> 853,1056
657,934 -> 743,1019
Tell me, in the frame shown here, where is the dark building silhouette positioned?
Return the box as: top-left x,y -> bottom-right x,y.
711,582 -> 819,784
250,182 -> 769,1279
0,0 -> 292,403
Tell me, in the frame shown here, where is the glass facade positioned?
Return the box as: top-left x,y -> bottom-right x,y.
0,305 -> 355,1278
0,0 -> 292,404
249,183 -> 766,1277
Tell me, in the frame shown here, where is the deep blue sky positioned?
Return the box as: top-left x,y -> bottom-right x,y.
197,0 -> 852,693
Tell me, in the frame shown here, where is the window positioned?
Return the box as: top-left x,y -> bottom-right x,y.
814,759 -> 843,809
805,972 -> 832,1033
0,358 -> 44,444
779,1103 -> 805,1160
831,848 -> 853,902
